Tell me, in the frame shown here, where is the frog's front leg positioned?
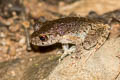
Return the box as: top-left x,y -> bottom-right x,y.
59,44 -> 76,62
59,44 -> 69,62
58,35 -> 81,62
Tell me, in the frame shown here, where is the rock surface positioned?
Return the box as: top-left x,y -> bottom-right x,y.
47,37 -> 120,80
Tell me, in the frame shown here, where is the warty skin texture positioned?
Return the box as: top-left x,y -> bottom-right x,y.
30,17 -> 110,61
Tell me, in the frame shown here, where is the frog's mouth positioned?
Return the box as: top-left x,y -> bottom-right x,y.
37,42 -> 57,46
30,37 -> 59,46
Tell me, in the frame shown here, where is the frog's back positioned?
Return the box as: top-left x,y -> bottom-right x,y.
38,17 -> 102,35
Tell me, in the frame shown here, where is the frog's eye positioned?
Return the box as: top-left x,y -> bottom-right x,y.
39,35 -> 48,41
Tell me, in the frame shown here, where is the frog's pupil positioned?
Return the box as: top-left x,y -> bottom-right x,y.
39,35 -> 46,41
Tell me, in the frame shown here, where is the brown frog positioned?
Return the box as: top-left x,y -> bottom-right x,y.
30,17 -> 110,61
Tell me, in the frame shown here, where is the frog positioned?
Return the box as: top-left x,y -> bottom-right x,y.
30,17 -> 110,62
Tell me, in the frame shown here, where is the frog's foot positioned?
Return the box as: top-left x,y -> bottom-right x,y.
59,44 -> 76,62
